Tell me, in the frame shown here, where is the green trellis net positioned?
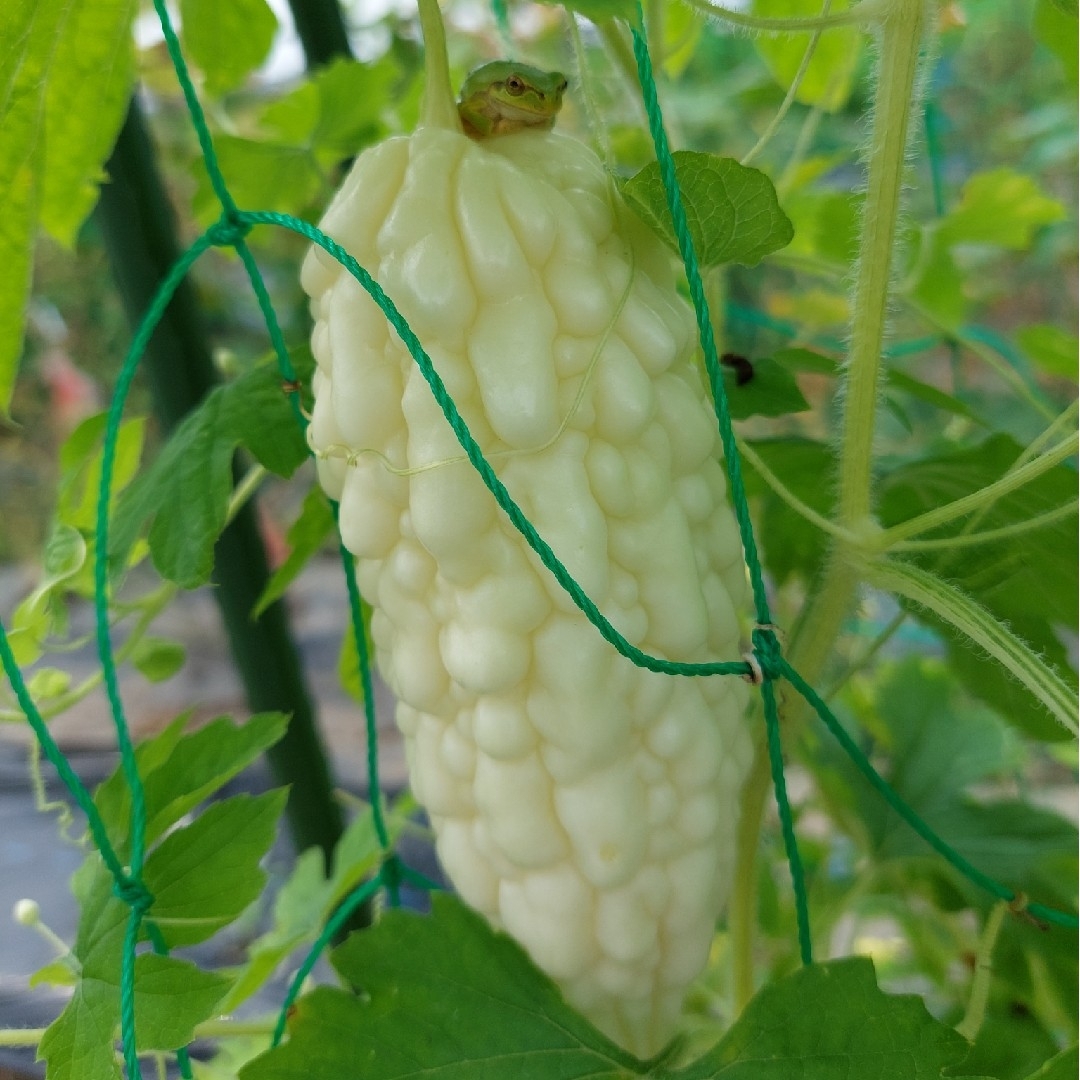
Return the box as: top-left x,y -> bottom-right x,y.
0,1 -> 1076,1078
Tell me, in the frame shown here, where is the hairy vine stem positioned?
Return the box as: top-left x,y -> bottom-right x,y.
734,0 -> 930,1013
838,0 -> 926,528
785,0 -> 928,677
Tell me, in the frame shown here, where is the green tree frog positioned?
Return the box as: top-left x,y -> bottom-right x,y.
457,61 -> 569,138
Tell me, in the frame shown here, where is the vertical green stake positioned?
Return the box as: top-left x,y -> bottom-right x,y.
285,0 -> 352,65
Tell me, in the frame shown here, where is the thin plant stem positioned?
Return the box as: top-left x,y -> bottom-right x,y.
956,901 -> 1008,1042
599,19 -> 642,91
820,608 -> 907,700
742,0 -> 832,167
736,438 -> 855,542
889,500 -> 1078,552
27,915 -> 74,960
730,727 -> 772,1013
193,1019 -> 278,1038
684,0 -> 889,31
878,433 -> 1078,544
777,96 -> 828,196
568,14 -> 614,169
1018,399 -> 1079,461
0,1029 -> 47,1047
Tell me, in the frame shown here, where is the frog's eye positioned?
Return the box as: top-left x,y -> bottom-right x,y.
505,75 -> 526,95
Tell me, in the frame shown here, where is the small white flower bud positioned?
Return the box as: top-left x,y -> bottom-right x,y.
13,898 -> 41,927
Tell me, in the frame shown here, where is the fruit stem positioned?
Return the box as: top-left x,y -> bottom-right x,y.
418,0 -> 463,132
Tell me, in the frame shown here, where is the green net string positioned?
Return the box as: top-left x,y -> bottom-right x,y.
0,2 -> 1076,1076
625,9 -> 813,961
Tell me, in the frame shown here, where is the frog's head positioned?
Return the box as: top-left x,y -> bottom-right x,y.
458,61 -> 569,136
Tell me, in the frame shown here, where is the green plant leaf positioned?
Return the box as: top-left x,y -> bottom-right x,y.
907,232 -> 968,328
240,899 -> 977,1080
2,521 -> 90,666
132,953 -> 232,1051
337,601 -> 376,705
259,82 -> 321,142
57,415 -> 147,532
0,0 -> 136,416
742,437 -> 834,584
327,803 -> 391,905
131,636 -> 187,683
38,977 -> 124,1080
940,169 -> 1066,250
1016,324 -> 1078,377
254,485 -> 336,617
40,0 -> 136,246
536,0 -> 640,25
26,666 -> 72,701
679,956 -> 972,1079
221,805 -> 389,1012
219,847 -> 327,1013
39,858 -> 230,1079
215,361 -> 312,478
820,659 -> 1076,907
885,369 -> 984,425
337,629 -> 364,705
94,712 -> 289,851
980,914 -> 1078,1078
961,996 -> 1065,1080
240,893 -> 644,1080
42,523 -> 87,581
1034,0 -> 1079,82
773,346 -> 837,375
622,152 -> 794,268
1023,1047 -> 1079,1080
144,790 -> 287,947
193,136 -> 323,224
759,185 -> 852,277
879,434 -> 1078,739
751,0 -> 862,112
310,57 -> 399,155
661,0 -> 703,79
724,356 -> 811,419
0,0 -> 62,418
30,958 -> 78,988
179,0 -> 278,97
110,361 -> 309,587
117,401 -> 233,586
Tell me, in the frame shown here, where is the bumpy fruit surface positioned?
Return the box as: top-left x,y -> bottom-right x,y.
302,122 -> 752,1056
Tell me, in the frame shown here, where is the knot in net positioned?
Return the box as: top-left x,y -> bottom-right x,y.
206,211 -> 252,249
113,875 -> 155,915
749,624 -> 785,684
